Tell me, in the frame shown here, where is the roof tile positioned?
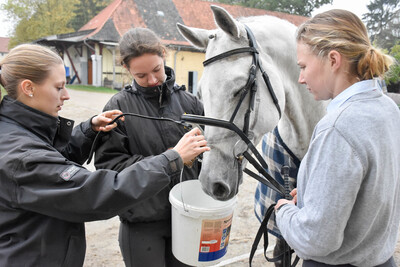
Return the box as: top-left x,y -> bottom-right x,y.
78,0 -> 308,44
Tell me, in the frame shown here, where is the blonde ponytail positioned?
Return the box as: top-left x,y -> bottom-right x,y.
297,9 -> 393,80
357,47 -> 393,80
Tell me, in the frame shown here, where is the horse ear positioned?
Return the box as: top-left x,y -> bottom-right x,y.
211,5 -> 241,39
177,23 -> 209,49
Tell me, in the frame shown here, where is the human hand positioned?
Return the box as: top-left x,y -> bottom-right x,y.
275,198 -> 295,213
290,188 -> 297,204
91,110 -> 124,132
173,127 -> 210,165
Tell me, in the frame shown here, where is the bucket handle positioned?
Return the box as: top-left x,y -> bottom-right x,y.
179,167 -> 189,212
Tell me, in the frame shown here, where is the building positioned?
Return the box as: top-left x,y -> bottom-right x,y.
0,37 -> 10,61
36,0 -> 307,92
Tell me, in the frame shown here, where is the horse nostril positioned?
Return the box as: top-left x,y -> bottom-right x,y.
212,182 -> 229,199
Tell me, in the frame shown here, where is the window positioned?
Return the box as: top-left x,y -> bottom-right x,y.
188,71 -> 198,95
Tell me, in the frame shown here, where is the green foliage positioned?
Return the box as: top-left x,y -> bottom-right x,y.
363,0 -> 400,50
69,0 -> 112,31
0,86 -> 6,100
1,84 -> 114,102
1,0 -> 112,47
216,0 -> 333,16
66,84 -> 118,94
2,0 -> 36,20
3,0 -> 77,48
385,42 -> 400,85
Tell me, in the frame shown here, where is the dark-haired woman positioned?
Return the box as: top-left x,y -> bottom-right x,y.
94,28 -> 204,267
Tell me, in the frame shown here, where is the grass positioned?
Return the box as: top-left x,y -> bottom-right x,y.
1,86 -> 6,100
1,85 -> 118,100
66,84 -> 119,94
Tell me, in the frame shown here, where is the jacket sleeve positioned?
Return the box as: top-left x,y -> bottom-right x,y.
59,118 -> 97,165
10,146 -> 183,223
94,99 -> 147,172
94,122 -> 146,172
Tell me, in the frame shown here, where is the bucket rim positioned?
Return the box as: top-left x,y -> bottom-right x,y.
169,181 -> 237,215
169,194 -> 237,213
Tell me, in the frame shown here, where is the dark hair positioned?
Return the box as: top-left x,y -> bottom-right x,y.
0,44 -> 63,99
296,9 -> 393,80
119,28 -> 166,67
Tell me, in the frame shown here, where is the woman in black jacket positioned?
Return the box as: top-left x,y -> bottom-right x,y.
94,28 -> 204,267
0,43 -> 208,267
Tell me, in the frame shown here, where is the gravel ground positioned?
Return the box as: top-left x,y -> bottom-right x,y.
60,88 -> 400,267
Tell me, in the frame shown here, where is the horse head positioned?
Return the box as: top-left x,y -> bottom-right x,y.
178,6 -> 321,201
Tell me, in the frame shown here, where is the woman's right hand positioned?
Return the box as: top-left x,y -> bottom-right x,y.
173,128 -> 210,165
91,110 -> 124,132
290,188 -> 298,204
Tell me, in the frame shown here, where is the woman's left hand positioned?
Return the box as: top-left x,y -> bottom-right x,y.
275,198 -> 295,212
91,110 -> 124,132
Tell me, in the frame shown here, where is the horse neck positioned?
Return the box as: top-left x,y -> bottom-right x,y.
278,84 -> 327,160
245,18 -> 326,159
256,30 -> 326,159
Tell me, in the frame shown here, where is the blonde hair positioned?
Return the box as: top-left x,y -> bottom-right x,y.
296,9 -> 393,80
0,44 -> 63,99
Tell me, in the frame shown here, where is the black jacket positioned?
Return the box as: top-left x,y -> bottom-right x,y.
0,96 -> 183,266
94,67 -> 204,222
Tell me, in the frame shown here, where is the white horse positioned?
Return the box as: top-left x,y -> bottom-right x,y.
177,5 -> 327,201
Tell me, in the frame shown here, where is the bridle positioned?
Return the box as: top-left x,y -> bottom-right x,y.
182,24 -> 285,196
181,25 -> 298,266
203,25 -> 281,135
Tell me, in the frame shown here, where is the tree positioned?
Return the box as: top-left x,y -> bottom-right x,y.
69,0 -> 112,31
1,0 -> 112,47
385,42 -> 400,92
362,0 -> 400,49
215,0 -> 333,17
2,0 -> 77,47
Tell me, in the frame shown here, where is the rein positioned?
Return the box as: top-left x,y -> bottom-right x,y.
86,113 -> 190,164
180,114 -> 285,195
183,25 -> 298,266
198,24 -> 286,195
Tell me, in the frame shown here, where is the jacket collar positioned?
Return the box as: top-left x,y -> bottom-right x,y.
0,96 -> 61,144
131,66 -> 176,107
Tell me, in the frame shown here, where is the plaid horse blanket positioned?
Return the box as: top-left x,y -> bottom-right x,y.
254,127 -> 301,237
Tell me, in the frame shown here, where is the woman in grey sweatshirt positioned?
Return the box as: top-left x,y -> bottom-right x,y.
275,9 -> 400,267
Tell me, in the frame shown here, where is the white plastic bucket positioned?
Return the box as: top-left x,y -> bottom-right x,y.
169,180 -> 237,266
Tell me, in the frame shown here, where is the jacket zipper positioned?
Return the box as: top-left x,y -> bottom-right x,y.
158,86 -> 163,107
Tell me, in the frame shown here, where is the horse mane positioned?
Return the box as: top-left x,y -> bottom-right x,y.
239,15 -> 299,86
239,15 -> 327,158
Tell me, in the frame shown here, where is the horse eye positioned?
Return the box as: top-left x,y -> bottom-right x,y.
208,34 -> 216,39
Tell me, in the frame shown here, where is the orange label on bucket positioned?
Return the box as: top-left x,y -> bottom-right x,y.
198,214 -> 233,262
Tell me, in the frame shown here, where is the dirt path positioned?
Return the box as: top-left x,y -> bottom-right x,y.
61,88 -> 400,267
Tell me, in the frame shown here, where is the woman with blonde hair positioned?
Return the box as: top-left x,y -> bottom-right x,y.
0,43 -> 208,266
275,9 -> 400,267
